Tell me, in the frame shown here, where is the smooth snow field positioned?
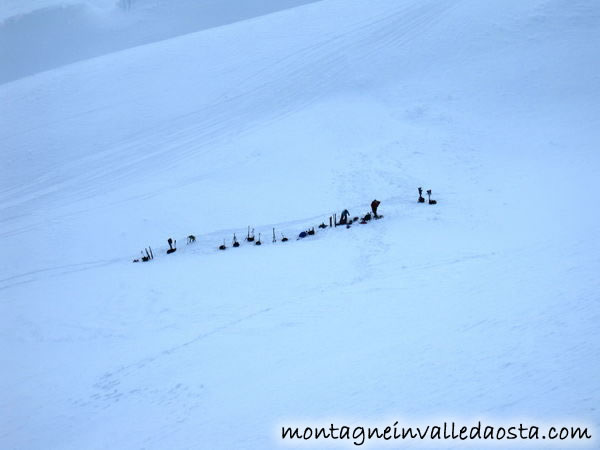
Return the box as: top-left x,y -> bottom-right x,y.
1,0 -> 599,448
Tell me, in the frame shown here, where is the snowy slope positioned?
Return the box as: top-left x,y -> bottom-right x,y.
1,0 -> 600,448
0,0 -> 320,84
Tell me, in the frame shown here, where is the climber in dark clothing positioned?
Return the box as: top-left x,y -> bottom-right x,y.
339,209 -> 350,225
371,199 -> 381,218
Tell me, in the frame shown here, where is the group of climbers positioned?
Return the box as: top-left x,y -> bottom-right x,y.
336,199 -> 381,227
133,197 -> 397,261
134,188 -> 441,262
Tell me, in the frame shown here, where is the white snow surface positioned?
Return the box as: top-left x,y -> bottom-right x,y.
1,0 -> 599,448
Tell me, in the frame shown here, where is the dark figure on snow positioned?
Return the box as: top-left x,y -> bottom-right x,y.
340,209 -> 350,225
427,189 -> 437,205
167,238 -> 176,254
371,199 -> 381,218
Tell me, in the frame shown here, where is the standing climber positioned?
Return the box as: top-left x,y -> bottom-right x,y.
339,209 -> 350,225
371,199 -> 381,218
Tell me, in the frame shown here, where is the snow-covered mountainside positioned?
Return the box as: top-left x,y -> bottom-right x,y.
1,0 -> 599,448
0,0 -> 319,84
